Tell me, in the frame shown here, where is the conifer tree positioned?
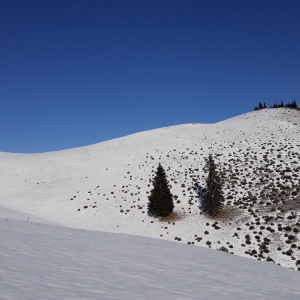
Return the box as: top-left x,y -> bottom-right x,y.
291,100 -> 298,108
148,163 -> 174,217
291,100 -> 295,108
201,154 -> 224,217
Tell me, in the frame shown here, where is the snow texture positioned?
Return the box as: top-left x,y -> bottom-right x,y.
1,218 -> 300,300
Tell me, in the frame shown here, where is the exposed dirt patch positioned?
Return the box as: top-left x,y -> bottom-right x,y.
159,211 -> 183,222
204,206 -> 242,222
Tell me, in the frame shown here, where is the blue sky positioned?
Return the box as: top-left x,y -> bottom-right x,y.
1,0 -> 299,153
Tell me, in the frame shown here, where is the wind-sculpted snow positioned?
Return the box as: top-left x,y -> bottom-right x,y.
1,218 -> 300,300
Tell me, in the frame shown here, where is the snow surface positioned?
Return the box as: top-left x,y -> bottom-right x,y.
1,108 -> 300,298
1,218 -> 300,300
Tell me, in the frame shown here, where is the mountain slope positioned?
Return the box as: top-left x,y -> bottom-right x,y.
1,108 -> 300,270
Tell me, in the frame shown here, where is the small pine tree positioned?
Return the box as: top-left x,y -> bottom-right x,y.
148,163 -> 174,217
201,154 -> 224,217
291,100 -> 298,108
254,102 -> 266,111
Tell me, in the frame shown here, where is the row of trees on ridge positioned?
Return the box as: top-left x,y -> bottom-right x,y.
147,154 -> 224,218
254,100 -> 298,111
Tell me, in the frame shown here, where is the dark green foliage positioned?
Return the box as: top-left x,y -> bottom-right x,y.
254,102 -> 264,110
285,100 -> 298,108
254,102 -> 267,110
255,100 -> 298,110
201,154 -> 225,217
148,163 -> 174,217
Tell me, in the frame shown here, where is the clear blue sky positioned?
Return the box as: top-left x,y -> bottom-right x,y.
1,0 -> 299,153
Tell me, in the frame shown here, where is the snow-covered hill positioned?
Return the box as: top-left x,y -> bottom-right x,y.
1,218 -> 300,300
1,108 -> 300,272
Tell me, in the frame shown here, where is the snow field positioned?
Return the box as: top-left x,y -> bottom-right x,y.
1,218 -> 300,300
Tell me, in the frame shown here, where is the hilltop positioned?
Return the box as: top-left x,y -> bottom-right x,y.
1,107 -> 300,270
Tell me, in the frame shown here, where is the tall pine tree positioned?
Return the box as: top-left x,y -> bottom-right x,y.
201,154 -> 224,217
148,163 -> 174,217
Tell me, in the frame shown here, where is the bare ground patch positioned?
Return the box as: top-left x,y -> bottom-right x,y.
203,206 -> 243,222
158,211 -> 183,222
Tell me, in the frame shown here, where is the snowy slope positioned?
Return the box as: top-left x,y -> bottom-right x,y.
1,218 -> 300,300
0,108 -> 300,271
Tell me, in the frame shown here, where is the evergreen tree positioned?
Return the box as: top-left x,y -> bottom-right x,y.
148,163 -> 174,217
254,102 -> 267,111
291,100 -> 298,108
201,154 -> 224,217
